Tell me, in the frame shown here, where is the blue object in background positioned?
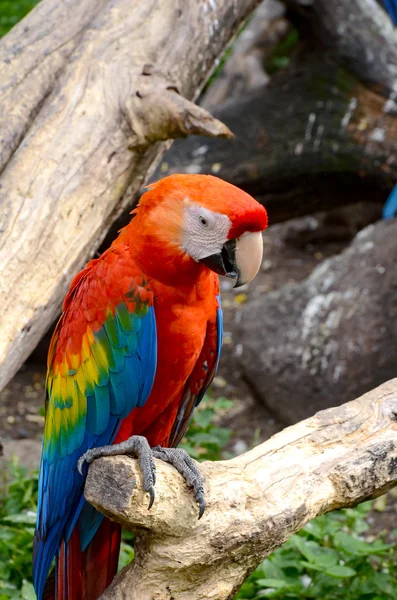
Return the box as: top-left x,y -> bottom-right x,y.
384,0 -> 397,25
381,0 -> 397,217
383,186 -> 397,218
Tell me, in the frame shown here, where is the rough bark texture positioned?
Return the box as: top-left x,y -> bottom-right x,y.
84,379 -> 397,600
237,219 -> 397,424
0,0 -> 261,392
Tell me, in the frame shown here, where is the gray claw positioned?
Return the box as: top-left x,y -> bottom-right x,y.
76,439 -> 205,518
77,436 -> 157,511
147,485 -> 156,510
77,450 -> 92,476
198,496 -> 206,520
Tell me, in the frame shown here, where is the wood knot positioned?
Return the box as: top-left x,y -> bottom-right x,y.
142,63 -> 154,76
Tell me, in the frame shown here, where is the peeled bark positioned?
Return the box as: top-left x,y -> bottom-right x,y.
84,379 -> 397,600
0,0 -> 261,392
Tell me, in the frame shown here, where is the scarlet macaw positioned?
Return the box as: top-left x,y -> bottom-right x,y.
33,174 -> 268,600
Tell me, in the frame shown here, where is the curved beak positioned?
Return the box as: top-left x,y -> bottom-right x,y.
199,231 -> 263,288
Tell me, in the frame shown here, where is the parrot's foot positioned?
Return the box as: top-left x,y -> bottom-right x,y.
77,438 -> 205,517
152,446 -> 205,519
77,435 -> 156,509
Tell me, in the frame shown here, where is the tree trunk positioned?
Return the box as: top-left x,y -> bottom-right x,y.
84,379 -> 397,600
0,0 -> 261,392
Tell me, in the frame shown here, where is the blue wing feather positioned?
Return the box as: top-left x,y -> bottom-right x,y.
33,304 -> 157,599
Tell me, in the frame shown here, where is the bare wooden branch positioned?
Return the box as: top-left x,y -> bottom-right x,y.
0,0 -> 261,392
84,379 -> 397,600
129,86 -> 234,143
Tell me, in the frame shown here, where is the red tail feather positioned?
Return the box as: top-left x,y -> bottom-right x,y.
45,519 -> 121,600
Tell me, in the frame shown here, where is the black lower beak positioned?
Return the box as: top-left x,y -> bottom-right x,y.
199,239 -> 244,287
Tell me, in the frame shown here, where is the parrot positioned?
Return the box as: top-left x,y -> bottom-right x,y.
32,173 -> 268,600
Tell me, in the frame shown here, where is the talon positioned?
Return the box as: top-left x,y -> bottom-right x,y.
198,496 -> 206,520
151,446 -> 206,518
147,485 -> 156,510
77,453 -> 88,476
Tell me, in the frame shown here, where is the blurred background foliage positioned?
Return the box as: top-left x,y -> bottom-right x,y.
0,1 -> 39,38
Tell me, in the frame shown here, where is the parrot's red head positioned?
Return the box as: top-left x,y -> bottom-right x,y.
121,174 -> 268,287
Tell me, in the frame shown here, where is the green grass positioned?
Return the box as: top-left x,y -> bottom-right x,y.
0,1 -> 40,38
179,395 -> 234,461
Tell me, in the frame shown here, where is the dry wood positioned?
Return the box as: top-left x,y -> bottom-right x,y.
0,0 -> 261,392
84,379 -> 397,600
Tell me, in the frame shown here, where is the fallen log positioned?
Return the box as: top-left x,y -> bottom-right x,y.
84,379 -> 397,600
0,0 -> 261,391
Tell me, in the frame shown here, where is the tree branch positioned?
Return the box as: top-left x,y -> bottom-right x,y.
84,379 -> 397,600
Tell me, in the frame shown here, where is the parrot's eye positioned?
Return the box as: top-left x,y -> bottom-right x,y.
199,215 -> 209,228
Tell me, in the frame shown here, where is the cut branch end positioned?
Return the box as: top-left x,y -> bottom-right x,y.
131,89 -> 233,145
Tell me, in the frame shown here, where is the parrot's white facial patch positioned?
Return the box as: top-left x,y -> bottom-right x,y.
182,202 -> 232,261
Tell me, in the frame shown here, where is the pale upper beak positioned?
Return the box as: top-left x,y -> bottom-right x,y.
199,231 -> 263,287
